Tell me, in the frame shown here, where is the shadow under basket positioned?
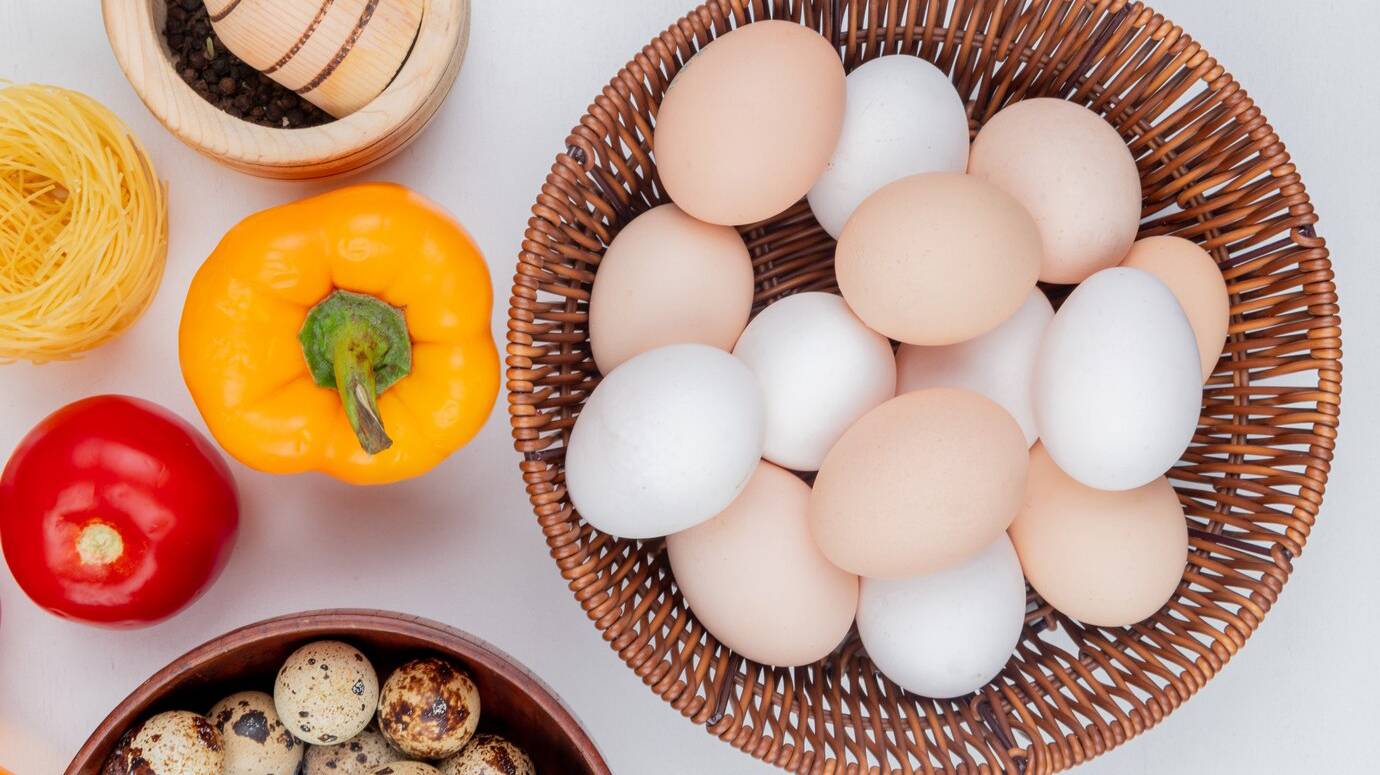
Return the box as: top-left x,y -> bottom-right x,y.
506,1 -> 1342,773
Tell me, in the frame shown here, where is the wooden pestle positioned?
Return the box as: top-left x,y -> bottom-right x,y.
204,0 -> 425,118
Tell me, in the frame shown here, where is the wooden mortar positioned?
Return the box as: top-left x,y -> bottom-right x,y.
103,0 -> 468,179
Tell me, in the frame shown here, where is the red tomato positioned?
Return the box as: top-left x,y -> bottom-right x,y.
0,395 -> 239,627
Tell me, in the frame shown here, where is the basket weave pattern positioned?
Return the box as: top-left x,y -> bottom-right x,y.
506,1 -> 1342,772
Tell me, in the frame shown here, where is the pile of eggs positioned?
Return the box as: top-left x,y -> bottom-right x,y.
103,641 -> 533,775
565,21 -> 1230,699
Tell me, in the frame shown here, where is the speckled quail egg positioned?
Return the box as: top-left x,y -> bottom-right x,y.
104,710 -> 224,775
274,640 -> 380,745
103,726 -> 139,773
208,691 -> 302,775
377,657 -> 481,759
438,734 -> 535,775
304,727 -> 404,775
369,763 -> 443,775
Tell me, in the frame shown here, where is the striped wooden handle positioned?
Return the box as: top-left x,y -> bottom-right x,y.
206,0 -> 424,118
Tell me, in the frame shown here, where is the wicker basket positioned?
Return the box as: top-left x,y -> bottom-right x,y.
506,1 -> 1342,772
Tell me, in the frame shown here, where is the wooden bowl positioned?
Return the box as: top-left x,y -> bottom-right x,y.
64,610 -> 610,774
506,1 -> 1342,773
101,0 -> 469,179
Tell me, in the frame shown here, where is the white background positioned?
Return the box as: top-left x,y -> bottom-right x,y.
1,1 -> 1376,773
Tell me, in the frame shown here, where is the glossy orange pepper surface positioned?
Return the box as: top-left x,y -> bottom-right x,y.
179,184 -> 498,485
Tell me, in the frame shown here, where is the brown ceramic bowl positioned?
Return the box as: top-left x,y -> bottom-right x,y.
65,609 -> 609,774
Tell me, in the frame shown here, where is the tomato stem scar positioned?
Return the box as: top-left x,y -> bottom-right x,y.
76,521 -> 124,566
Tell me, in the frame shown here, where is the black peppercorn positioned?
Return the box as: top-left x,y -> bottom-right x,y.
162,2 -> 332,129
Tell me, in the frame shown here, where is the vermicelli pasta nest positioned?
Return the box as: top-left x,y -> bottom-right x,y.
0,82 -> 167,363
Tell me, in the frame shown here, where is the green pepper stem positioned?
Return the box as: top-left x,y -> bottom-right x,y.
298,290 -> 413,456
333,329 -> 392,454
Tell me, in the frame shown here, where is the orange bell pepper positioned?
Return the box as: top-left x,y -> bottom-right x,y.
179,184 -> 498,485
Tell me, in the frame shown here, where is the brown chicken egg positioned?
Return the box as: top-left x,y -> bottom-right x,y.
377,657 -> 481,759
653,20 -> 846,225
834,172 -> 1041,346
809,387 -> 1029,578
1120,235 -> 1230,381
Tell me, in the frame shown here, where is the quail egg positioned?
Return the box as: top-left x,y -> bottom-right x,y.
103,726 -> 139,773
104,710 -> 224,775
305,727 -> 404,775
274,640 -> 380,745
369,764 -> 443,775
209,691 -> 302,775
438,733 -> 535,775
377,657 -> 481,758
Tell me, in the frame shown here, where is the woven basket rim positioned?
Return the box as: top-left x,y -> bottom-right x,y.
505,1 -> 1342,772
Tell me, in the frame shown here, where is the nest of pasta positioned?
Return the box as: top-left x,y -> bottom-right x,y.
0,82 -> 167,363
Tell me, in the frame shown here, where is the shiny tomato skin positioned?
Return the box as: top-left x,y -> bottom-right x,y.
0,395 -> 239,627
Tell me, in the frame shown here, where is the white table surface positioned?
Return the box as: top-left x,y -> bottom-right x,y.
2,1 -> 1377,773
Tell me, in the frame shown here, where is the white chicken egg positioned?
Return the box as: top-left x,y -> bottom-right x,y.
209,691 -> 302,775
897,289 -> 1052,446
1034,267 -> 1201,490
808,55 -> 970,237
565,344 -> 765,538
733,292 -> 896,471
856,535 -> 1026,698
